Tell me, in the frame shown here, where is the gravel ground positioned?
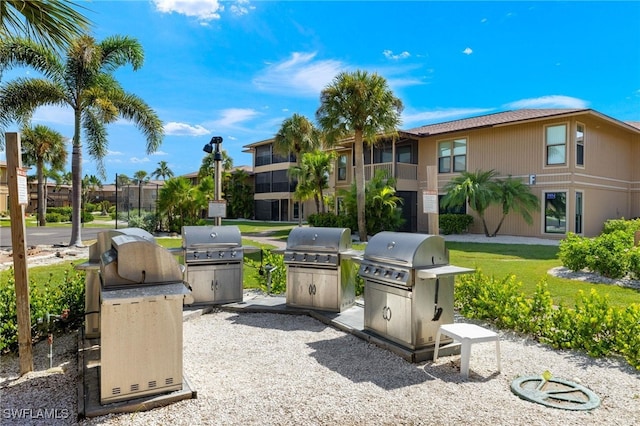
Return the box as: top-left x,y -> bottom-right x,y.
1,307 -> 639,426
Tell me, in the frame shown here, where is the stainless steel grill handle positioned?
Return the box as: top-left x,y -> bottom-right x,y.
382,306 -> 392,321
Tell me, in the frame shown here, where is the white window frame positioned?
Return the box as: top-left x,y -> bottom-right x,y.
542,190 -> 568,234
438,137 -> 467,174
544,123 -> 568,166
576,122 -> 585,168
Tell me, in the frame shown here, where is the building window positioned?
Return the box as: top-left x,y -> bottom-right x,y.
255,145 -> 271,167
438,139 -> 466,173
544,191 -> 567,234
337,155 -> 347,181
396,143 -> 417,164
546,124 -> 567,165
575,191 -> 583,234
576,123 -> 585,166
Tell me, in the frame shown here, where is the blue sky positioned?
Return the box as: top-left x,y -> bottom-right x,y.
2,0 -> 639,182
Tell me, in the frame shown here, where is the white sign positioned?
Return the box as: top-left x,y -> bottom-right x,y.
208,200 -> 227,218
422,190 -> 438,214
17,168 -> 28,205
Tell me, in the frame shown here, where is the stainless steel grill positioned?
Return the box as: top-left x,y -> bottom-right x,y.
360,232 -> 473,350
284,227 -> 361,312
98,232 -> 189,404
77,228 -> 157,339
182,225 -> 244,304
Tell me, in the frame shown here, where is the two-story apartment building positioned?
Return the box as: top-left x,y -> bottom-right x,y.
399,108 -> 640,238
245,108 -> 640,239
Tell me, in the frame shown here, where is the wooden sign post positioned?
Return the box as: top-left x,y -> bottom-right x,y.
6,132 -> 33,374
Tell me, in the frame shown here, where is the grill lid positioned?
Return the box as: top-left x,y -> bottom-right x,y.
362,232 -> 448,268
285,227 -> 351,253
182,225 -> 242,249
101,234 -> 183,286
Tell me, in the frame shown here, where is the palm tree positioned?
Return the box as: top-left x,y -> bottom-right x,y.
440,169 -> 500,237
133,170 -> 149,185
20,124 -> 67,226
82,174 -> 102,207
151,160 -> 174,181
274,114 -> 319,159
0,36 -> 164,246
0,0 -> 92,52
288,150 -> 335,214
317,70 -> 403,242
491,176 -> 539,237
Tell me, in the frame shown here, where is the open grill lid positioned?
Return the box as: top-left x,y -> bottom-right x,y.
362,232 -> 448,269
182,225 -> 242,250
285,227 -> 352,253
89,227 -> 155,263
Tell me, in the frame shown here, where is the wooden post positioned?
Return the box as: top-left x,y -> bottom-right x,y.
635,230 -> 640,247
427,165 -> 439,235
6,132 -> 34,374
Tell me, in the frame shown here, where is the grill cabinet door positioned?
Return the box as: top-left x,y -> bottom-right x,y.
286,266 -> 339,311
364,280 -> 412,347
186,264 -> 242,304
286,266 -> 314,308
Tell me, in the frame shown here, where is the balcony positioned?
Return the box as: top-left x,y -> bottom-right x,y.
359,162 -> 418,181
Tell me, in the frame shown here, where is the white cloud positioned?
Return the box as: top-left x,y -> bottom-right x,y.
107,150 -> 124,156
230,0 -> 253,16
152,0 -> 223,21
402,108 -> 495,127
463,47 -> 473,55
151,150 -> 169,156
211,108 -> 260,128
383,50 -> 411,60
164,122 -> 211,136
253,52 -> 344,97
505,96 -> 589,109
130,157 -> 151,164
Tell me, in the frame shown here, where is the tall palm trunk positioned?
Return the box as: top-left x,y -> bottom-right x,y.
37,159 -> 45,226
354,130 -> 367,242
69,110 -> 83,247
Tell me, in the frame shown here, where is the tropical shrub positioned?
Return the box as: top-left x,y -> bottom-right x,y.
455,270 -> 640,369
45,212 -> 63,223
1,266 -> 85,353
439,214 -> 474,235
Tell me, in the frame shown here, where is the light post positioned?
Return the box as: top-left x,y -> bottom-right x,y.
203,136 -> 223,226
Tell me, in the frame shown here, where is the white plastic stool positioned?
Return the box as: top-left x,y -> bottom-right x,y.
433,323 -> 501,379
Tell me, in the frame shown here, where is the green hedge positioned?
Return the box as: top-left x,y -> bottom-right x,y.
559,218 -> 640,279
0,266 -> 85,353
455,270 -> 640,370
439,214 -> 474,234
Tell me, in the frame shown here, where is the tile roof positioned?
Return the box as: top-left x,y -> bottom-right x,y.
401,109 -> 589,137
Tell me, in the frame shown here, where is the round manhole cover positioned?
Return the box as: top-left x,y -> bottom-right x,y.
511,376 -> 600,411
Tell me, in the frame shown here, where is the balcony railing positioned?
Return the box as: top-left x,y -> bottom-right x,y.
359,162 -> 418,181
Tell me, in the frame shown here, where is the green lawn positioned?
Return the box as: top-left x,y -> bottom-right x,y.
447,242 -> 640,307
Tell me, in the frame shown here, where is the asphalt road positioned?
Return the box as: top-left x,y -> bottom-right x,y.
0,226 -> 114,249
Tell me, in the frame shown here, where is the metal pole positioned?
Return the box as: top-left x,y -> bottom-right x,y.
215,156 -> 222,226
138,181 -> 142,217
115,173 -> 118,229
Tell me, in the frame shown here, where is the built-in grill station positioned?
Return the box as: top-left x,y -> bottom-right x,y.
283,227 -> 361,312
97,231 -> 190,404
182,225 -> 247,304
360,232 -> 473,351
77,228 -> 157,339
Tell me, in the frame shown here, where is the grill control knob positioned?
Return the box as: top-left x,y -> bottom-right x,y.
206,251 -> 211,258
374,269 -> 380,276
396,272 -> 403,280
193,251 -> 199,259
219,251 -> 225,258
384,270 -> 390,277
231,250 -> 237,258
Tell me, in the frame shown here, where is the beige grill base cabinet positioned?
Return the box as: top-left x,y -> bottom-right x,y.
99,283 -> 186,404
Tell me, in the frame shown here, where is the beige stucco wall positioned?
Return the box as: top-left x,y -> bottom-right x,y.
415,113 -> 639,238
